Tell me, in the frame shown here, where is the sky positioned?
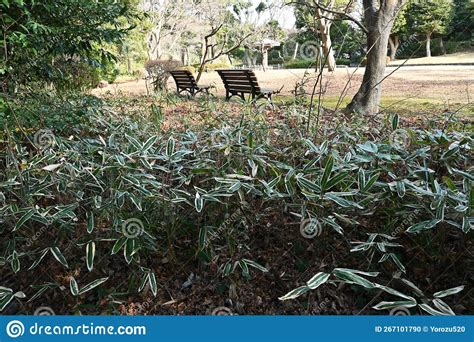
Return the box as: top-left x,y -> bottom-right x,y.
249,0 -> 297,29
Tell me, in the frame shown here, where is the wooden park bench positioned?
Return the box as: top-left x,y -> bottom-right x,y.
216,69 -> 278,103
169,70 -> 210,97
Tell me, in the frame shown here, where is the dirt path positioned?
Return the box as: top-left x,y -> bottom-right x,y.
94,65 -> 474,103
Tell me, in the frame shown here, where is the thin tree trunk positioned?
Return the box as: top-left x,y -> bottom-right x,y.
440,37 -> 446,55
426,33 -> 431,57
388,35 -> 400,60
319,21 -> 336,71
292,42 -> 299,60
262,46 -> 268,71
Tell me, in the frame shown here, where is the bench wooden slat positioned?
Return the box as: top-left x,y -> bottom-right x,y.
216,69 -> 275,102
169,70 -> 209,97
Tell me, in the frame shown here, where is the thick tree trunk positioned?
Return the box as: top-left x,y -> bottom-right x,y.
388,35 -> 400,61
319,21 -> 336,71
426,33 -> 431,57
345,1 -> 400,115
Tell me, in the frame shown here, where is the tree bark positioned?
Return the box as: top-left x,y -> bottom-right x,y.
262,46 -> 268,71
345,0 -> 402,115
388,35 -> 400,61
440,37 -> 446,55
292,42 -> 299,60
315,9 -> 336,72
426,33 -> 431,57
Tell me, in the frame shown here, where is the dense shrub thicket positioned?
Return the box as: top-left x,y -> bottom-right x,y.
0,96 -> 472,314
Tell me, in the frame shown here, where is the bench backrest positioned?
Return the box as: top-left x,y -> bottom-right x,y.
170,70 -> 197,89
216,69 -> 262,95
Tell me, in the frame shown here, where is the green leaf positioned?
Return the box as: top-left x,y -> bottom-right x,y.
166,137 -> 175,156
0,294 -> 14,311
149,272 -> 158,297
419,303 -> 449,316
325,193 -> 363,209
14,208 -> 35,231
389,253 -> 406,273
326,172 -> 348,191
320,156 -> 334,191
195,192 -> 204,213
11,251 -> 20,273
86,241 -> 95,272
70,277 -> 79,296
432,298 -> 455,315
239,260 -> 250,277
375,284 -> 416,302
138,273 -> 149,293
363,173 -> 379,192
373,300 -> 416,310
142,136 -> 158,153
198,226 -> 208,250
406,219 -> 441,233
50,247 -> 69,268
78,277 -> 109,295
241,259 -> 269,273
124,239 -> 135,264
306,272 -> 330,290
333,268 -> 376,289
111,237 -> 127,255
87,212 -> 94,234
28,248 -> 49,270
296,175 -> 321,193
392,113 -> 399,130
279,285 -> 310,301
433,285 -> 464,298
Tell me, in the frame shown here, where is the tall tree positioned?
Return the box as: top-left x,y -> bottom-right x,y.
292,0 -> 356,71
1,0 -> 135,91
142,0 -> 191,60
407,0 -> 453,57
306,0 -> 406,115
388,5 -> 407,60
194,0 -> 252,81
447,0 -> 473,41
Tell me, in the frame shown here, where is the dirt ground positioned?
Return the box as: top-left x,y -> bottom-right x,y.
94,65 -> 474,104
